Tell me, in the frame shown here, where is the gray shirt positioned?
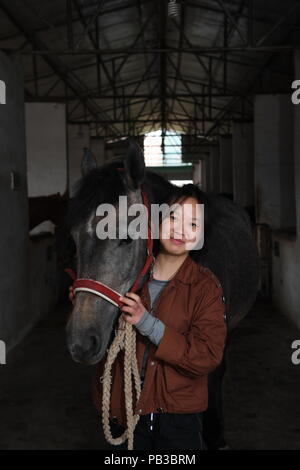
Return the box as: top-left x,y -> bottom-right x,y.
135,278 -> 168,346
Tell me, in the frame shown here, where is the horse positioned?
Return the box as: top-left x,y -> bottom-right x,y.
28,190 -> 69,231
66,142 -> 260,449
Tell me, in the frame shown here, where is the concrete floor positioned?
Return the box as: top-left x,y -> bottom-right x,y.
0,296 -> 299,450
224,297 -> 300,450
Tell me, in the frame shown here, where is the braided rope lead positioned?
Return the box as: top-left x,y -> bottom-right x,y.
101,317 -> 141,450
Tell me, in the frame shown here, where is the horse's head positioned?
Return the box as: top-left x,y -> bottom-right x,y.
66,143 -> 149,365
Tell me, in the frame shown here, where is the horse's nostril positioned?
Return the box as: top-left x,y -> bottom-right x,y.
88,335 -> 98,354
70,334 -> 100,362
72,344 -> 82,358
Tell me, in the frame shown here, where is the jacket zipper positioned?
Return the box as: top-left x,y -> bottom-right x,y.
150,412 -> 154,431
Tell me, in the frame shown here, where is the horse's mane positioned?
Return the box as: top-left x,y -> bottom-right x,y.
66,156 -> 178,230
67,159 -> 126,230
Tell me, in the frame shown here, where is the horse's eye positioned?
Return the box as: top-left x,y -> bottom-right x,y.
119,236 -> 133,246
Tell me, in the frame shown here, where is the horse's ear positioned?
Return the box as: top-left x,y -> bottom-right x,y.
81,147 -> 97,176
123,140 -> 145,190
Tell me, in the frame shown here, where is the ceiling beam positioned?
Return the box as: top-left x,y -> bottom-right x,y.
0,0 -> 121,137
5,45 -> 294,55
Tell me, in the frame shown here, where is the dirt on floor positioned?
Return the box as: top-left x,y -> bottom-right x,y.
0,296 -> 299,450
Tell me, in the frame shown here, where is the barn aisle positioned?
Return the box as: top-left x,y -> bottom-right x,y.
224,297 -> 300,450
0,297 -> 299,450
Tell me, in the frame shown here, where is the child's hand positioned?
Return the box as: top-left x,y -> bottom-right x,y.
119,292 -> 146,325
69,286 -> 75,306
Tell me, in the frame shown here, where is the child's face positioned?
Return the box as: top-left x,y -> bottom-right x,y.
159,197 -> 204,255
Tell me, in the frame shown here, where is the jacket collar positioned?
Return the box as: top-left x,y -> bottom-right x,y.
139,255 -> 201,308
154,254 -> 201,286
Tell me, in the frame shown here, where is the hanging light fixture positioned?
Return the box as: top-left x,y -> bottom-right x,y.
168,0 -> 181,17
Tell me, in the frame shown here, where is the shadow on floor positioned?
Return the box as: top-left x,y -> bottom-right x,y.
0,301 -> 108,450
224,296 -> 300,450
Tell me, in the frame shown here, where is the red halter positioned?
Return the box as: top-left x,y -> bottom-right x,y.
65,186 -> 154,309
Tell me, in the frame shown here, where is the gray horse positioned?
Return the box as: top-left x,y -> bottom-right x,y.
66,142 -> 260,448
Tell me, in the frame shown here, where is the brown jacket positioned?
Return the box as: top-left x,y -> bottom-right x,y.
92,255 -> 227,428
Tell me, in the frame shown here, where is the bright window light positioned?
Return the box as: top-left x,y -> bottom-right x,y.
144,129 -> 187,166
170,180 -> 194,187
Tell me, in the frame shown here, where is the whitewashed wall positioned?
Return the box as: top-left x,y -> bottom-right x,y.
25,102 -> 67,197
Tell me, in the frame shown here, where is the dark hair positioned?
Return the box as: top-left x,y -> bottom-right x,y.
152,183 -> 210,257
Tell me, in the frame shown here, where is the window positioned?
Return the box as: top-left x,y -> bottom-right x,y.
170,180 -> 193,186
144,129 -> 186,166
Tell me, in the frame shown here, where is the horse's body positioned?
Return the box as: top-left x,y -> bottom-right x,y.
28,191 -> 69,231
66,143 -> 260,448
190,192 -> 259,331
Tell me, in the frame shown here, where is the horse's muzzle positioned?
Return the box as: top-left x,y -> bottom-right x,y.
67,329 -> 102,364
